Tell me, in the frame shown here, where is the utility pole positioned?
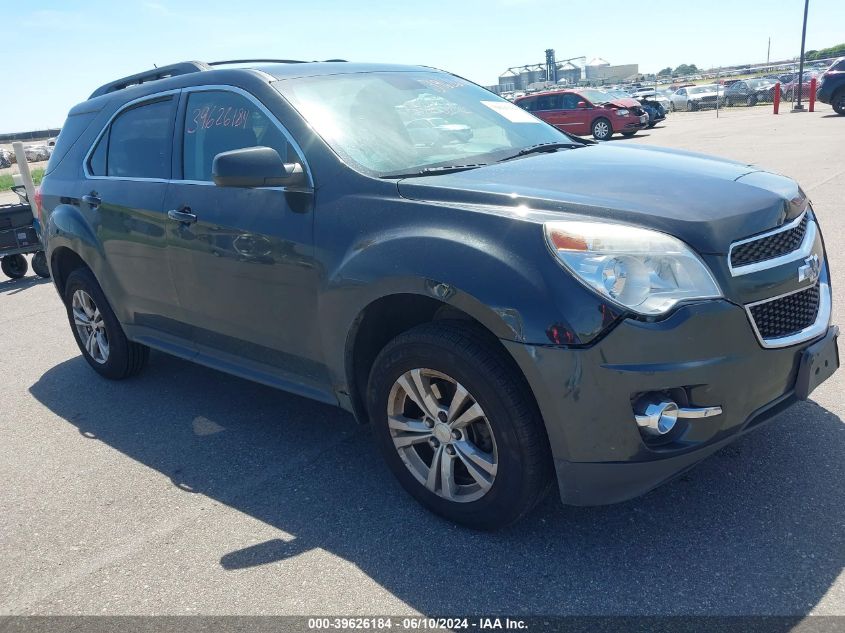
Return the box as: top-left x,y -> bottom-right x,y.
767,37 -> 771,70
793,0 -> 810,112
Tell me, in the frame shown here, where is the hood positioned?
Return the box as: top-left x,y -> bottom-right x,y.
604,97 -> 640,108
689,90 -> 719,99
397,143 -> 805,254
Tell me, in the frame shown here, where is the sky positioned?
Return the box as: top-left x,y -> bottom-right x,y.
3,0 -> 843,132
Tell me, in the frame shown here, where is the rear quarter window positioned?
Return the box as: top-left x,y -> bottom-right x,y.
45,111 -> 99,175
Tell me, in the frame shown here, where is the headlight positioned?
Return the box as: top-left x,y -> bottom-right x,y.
615,109 -> 630,116
544,221 -> 721,316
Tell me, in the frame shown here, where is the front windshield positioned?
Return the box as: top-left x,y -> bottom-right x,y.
577,89 -> 611,104
274,71 -> 574,177
689,85 -> 716,94
747,79 -> 772,88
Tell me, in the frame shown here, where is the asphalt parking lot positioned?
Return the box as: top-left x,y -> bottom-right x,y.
1,106 -> 843,616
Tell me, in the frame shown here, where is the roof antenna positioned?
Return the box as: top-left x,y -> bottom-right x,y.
153,63 -> 158,68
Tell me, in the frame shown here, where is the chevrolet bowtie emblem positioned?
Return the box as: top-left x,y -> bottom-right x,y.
798,254 -> 821,284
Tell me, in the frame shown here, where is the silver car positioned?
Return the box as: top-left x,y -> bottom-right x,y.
670,84 -> 721,111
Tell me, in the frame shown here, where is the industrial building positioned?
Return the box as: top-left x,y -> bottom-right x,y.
489,50 -> 639,94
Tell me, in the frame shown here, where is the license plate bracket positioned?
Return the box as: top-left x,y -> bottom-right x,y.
795,326 -> 839,399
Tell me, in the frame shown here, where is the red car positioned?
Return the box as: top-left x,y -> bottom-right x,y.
515,89 -> 648,140
782,71 -> 822,101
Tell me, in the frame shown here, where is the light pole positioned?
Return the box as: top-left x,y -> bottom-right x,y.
793,0 -> 810,112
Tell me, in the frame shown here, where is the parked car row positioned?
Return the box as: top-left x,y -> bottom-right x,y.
514,88 -> 660,140
0,143 -> 54,166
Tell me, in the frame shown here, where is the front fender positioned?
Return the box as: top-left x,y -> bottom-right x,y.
317,219 -> 617,388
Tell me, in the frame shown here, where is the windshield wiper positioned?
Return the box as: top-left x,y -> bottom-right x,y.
380,164 -> 488,179
497,142 -> 585,162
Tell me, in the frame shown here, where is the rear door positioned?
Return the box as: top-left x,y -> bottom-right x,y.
162,86 -> 325,390
82,93 -> 184,335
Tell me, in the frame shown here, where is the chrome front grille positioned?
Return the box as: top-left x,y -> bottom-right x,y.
730,208 -> 831,347
729,210 -> 814,276
749,283 -> 820,339
730,213 -> 809,268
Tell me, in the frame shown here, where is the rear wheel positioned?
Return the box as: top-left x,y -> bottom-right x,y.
1,254 -> 28,279
368,322 -> 553,530
833,89 -> 845,115
64,267 -> 149,379
591,117 -> 612,140
32,251 -> 50,278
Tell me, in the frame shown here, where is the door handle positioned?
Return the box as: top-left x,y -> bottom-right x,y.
168,208 -> 198,224
82,193 -> 101,209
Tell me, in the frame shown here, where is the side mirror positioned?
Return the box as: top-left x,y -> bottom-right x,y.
577,101 -> 587,108
212,146 -> 306,188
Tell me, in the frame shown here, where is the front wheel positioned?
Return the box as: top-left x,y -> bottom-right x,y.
32,251 -> 50,278
64,267 -> 149,379
591,117 -> 612,140
746,95 -> 757,107
688,100 -> 698,112
1,254 -> 28,279
368,322 -> 553,530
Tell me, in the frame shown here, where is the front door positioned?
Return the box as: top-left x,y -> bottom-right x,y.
163,87 -> 326,392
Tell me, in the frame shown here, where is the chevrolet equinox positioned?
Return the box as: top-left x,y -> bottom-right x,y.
38,60 -> 839,529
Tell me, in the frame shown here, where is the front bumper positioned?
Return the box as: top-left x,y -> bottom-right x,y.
502,299 -> 838,506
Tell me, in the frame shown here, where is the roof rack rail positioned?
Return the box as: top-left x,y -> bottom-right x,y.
208,58 -> 348,66
88,58 -> 348,99
89,61 -> 210,99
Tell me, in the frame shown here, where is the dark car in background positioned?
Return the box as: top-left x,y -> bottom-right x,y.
37,59 -> 839,530
516,88 -> 648,140
818,57 -> 845,115
722,78 -> 778,107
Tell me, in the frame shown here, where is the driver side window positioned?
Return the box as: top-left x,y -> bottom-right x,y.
182,90 -> 299,182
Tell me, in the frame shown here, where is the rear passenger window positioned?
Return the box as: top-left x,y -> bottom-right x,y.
105,98 -> 174,179
182,90 -> 298,182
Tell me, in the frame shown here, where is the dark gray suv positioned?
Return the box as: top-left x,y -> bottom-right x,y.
38,60 -> 839,529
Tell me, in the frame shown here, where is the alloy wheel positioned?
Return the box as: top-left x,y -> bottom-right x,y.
593,120 -> 610,140
72,289 -> 109,364
387,368 -> 498,503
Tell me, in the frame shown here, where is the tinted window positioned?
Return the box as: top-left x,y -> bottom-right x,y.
835,60 -> 845,71
533,95 -> 561,111
106,98 -> 173,179
88,132 -> 107,176
560,94 -> 581,110
182,90 -> 297,182
518,98 -> 536,111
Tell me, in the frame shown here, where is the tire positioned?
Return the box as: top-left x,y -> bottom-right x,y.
591,117 -> 612,140
688,100 -> 698,112
833,89 -> 845,116
367,321 -> 553,530
63,267 -> 149,379
31,251 -> 50,278
1,254 -> 28,279
724,97 -> 731,107
746,95 -> 757,107
621,131 -> 637,137
669,101 -> 676,112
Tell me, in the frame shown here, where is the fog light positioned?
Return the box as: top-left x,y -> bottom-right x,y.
635,400 -> 679,436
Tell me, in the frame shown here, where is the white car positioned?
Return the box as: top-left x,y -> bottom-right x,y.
24,145 -> 52,162
669,84 -> 721,111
